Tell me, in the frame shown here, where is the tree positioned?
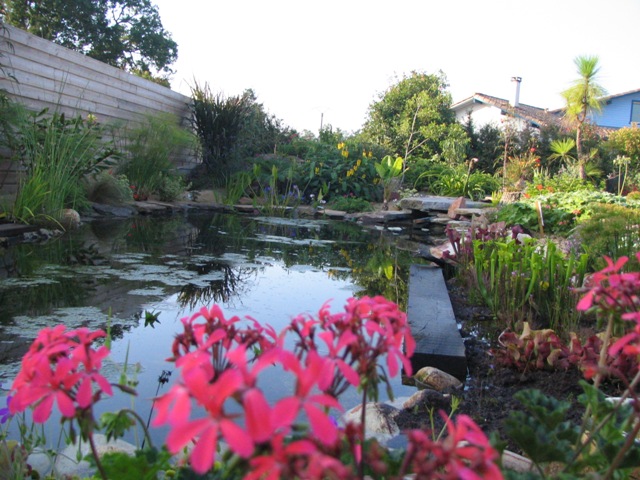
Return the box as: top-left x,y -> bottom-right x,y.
561,55 -> 607,180
1,0 -> 178,81
362,71 -> 466,164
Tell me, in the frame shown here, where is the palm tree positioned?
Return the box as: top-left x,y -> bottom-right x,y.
561,56 -> 607,180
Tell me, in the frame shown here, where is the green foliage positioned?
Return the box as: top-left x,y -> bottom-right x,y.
362,70 -> 465,161
190,82 -> 251,177
471,238 -> 587,332
0,91 -> 27,152
575,203 -> 640,272
299,139 -> 382,202
504,383 -> 640,478
561,55 -> 607,180
496,190 -> 640,236
234,89 -> 296,160
464,118 -> 502,174
505,389 -> 579,465
524,171 -> 595,198
117,112 -> 194,200
2,0 -> 178,78
413,159 -> 500,200
98,447 -> 173,480
328,195 -> 373,213
11,110 -> 115,224
375,155 -> 405,203
84,171 -> 134,204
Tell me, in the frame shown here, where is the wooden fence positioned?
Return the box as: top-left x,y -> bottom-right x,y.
0,24 -> 197,197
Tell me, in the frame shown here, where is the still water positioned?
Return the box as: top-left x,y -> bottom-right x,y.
0,211 -> 423,446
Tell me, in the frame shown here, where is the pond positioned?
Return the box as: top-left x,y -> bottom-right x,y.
0,211 -> 426,447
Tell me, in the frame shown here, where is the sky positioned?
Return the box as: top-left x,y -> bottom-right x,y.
152,0 -> 640,134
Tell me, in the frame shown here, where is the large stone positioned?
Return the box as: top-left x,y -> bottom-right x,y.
402,388 -> 451,412
342,402 -> 400,444
54,434 -> 137,478
414,366 -> 463,392
60,208 -> 81,230
447,196 -> 467,219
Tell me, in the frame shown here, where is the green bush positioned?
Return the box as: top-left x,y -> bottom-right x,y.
412,160 -> 500,200
84,171 -> 133,204
524,171 -> 596,197
496,190 -> 640,236
117,113 -> 195,199
296,139 -> 382,202
328,195 -> 373,213
575,203 -> 640,272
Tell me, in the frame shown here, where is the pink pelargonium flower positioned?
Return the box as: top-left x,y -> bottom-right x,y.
153,366 -> 252,474
9,326 -> 112,422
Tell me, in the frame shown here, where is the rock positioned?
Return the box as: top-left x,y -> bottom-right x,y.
447,196 -> 467,219
402,388 -> 451,412
54,434 -> 136,478
27,448 -> 54,478
342,402 -> 400,444
91,202 -> 137,217
60,208 -> 81,230
502,450 -> 534,473
414,366 -> 463,392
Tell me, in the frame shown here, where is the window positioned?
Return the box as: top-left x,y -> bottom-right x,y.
631,101 -> 640,124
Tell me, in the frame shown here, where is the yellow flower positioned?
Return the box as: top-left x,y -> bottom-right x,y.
341,150 -> 349,158
356,159 -> 361,167
337,142 -> 345,150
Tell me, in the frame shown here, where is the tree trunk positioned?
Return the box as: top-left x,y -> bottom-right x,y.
576,124 -> 586,181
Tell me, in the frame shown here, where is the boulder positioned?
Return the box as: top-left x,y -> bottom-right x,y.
60,208 -> 81,230
54,434 -> 136,478
402,388 -> 451,412
343,402 -> 400,444
447,197 -> 467,219
414,366 -> 463,392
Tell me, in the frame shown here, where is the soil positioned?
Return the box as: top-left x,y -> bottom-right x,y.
395,278 -> 589,453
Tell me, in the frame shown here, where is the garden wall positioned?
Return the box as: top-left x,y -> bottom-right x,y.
0,24 -> 197,196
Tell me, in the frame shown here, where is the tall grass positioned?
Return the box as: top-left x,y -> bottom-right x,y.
471,238 -> 588,334
12,111 -> 113,224
116,113 -> 195,200
190,81 -> 250,178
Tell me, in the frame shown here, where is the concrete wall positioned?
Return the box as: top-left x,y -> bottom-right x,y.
0,24 -> 197,196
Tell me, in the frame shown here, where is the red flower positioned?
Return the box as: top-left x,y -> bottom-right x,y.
10,326 -> 112,422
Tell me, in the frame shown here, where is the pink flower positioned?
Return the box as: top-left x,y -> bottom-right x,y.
10,327 -> 112,422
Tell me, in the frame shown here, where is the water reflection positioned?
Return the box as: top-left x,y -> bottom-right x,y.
0,212 -> 426,445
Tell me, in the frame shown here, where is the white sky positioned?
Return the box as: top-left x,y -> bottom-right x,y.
152,0 -> 640,134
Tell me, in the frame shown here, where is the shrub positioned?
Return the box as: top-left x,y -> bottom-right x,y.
84,171 -> 133,204
496,190 -> 640,236
413,160 -> 500,200
117,113 -> 195,200
576,204 -> 640,272
328,195 -> 373,213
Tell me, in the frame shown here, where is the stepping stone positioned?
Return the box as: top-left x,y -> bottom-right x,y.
406,265 -> 467,381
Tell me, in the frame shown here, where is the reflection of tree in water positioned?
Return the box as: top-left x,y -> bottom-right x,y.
177,262 -> 255,311
332,235 -> 423,310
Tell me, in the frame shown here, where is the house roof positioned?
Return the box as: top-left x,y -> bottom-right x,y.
452,93 -> 561,129
599,87 -> 640,103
